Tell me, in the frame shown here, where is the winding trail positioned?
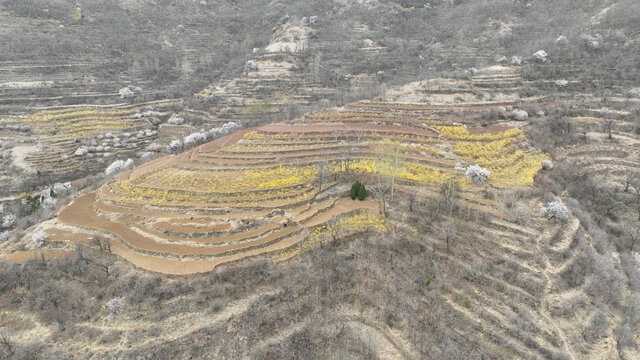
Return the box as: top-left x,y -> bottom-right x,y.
535,223 -> 578,360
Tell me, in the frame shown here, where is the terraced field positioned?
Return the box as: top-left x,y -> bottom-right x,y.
34,92 -> 633,358
0,100 -> 181,185
36,98 -> 550,274
4,58 -> 640,358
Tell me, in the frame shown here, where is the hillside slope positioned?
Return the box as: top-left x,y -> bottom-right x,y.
1,0 -> 640,359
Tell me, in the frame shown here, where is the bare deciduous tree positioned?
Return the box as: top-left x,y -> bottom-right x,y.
0,331 -> 14,355
603,120 -> 613,140
440,176 -> 460,216
315,158 -> 329,192
626,225 -> 640,253
621,171 -> 637,192
437,218 -> 457,253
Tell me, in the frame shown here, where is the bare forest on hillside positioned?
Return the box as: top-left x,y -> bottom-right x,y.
1,0 -> 640,359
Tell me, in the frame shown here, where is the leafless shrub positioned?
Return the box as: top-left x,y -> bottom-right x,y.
620,253 -> 640,291
550,293 -> 588,317
99,330 -> 122,344
587,253 -> 624,306
622,293 -> 640,328
583,305 -> 610,341
617,323 -> 633,350
560,245 -> 593,288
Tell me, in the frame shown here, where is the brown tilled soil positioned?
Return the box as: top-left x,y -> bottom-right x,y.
4,250 -> 73,263
155,220 -> 232,234
260,123 -> 438,137
45,228 -> 93,244
56,192 -> 381,274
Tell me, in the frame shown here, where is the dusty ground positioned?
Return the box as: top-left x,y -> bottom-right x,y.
10,144 -> 41,171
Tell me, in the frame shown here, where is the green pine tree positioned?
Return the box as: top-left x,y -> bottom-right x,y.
350,182 -> 358,200
357,183 -> 366,200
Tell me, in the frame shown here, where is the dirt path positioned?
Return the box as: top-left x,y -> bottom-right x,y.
249,311 -> 416,359
198,128 -> 252,153
535,223 -> 578,360
4,250 -> 73,263
155,220 -> 231,234
332,313 -> 418,360
95,199 -> 270,219
75,289 -> 279,354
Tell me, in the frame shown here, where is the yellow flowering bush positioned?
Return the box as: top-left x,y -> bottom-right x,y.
102,179 -> 318,206
0,101 -> 179,137
373,139 -> 440,155
572,117 -> 602,123
332,159 -> 451,184
433,126 -> 548,187
436,126 -> 523,141
276,212 -> 387,259
453,138 -> 523,167
243,131 -> 289,140
134,165 -> 318,193
488,153 -> 548,187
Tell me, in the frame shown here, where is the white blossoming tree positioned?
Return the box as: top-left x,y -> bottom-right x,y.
244,60 -> 259,72
512,109 -> 529,121
41,196 -> 57,210
183,131 -> 207,145
31,230 -> 47,248
511,56 -> 523,65
2,214 -> 17,229
167,113 -> 185,125
168,139 -> 183,152
533,50 -> 548,62
540,201 -> 569,221
106,298 -> 125,317
466,165 -> 490,184
105,159 -> 135,176
119,85 -> 142,99
75,146 -> 89,156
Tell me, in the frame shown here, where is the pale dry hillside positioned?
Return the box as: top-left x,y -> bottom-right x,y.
1,0 -> 640,359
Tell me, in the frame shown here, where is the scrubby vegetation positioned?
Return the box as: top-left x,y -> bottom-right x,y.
1,0 -> 640,358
